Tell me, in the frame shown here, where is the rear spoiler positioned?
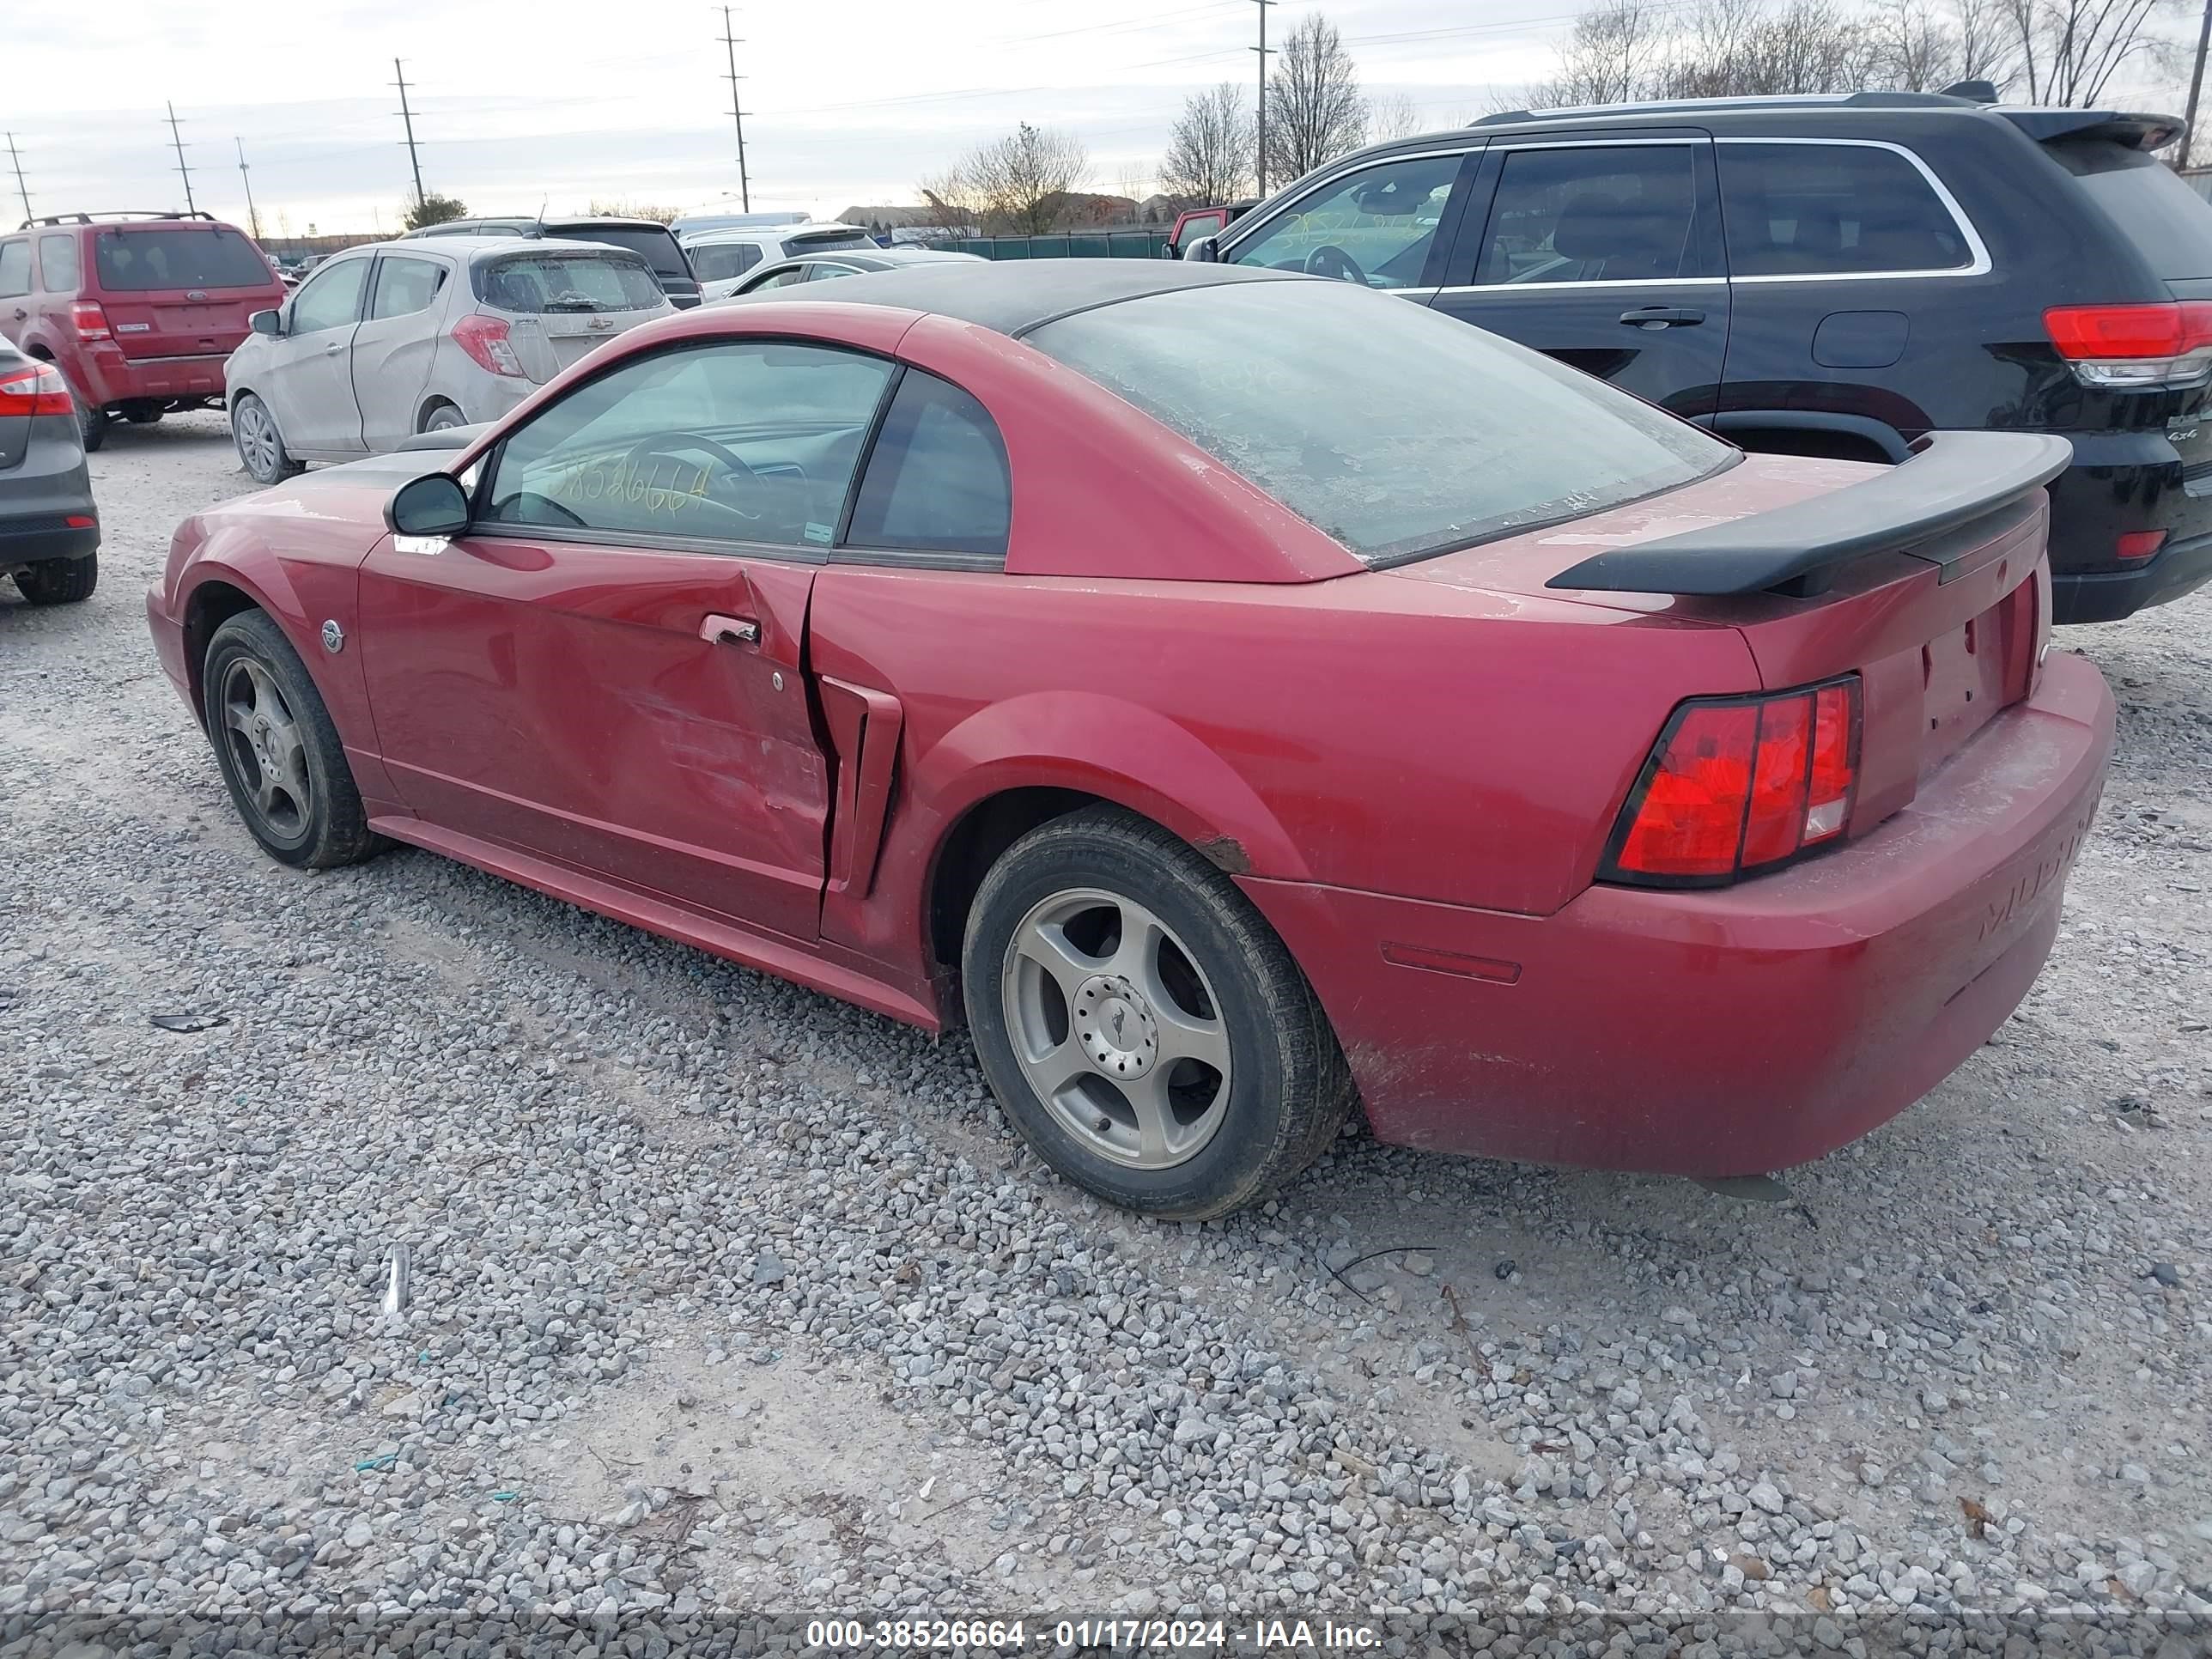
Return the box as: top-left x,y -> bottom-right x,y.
2001,108 -> 2183,151
1547,432 -> 2073,599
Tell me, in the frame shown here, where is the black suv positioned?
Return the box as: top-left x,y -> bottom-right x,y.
402,216 -> 702,308
1195,91 -> 2212,624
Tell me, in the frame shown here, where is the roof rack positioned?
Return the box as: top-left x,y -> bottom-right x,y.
17,210 -> 220,229
1473,90 -> 1976,126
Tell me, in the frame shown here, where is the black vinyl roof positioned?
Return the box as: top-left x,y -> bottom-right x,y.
781,259 -> 1308,338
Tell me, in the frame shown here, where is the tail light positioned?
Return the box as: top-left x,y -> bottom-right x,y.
451,313 -> 526,378
2044,302 -> 2212,388
1603,678 -> 1861,886
2115,530 -> 2167,561
0,361 -> 76,417
68,301 -> 112,343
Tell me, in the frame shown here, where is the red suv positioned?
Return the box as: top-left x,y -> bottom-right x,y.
0,211 -> 285,451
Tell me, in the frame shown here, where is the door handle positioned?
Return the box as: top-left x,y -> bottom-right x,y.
323,340 -> 344,355
1620,306 -> 1705,329
700,613 -> 761,647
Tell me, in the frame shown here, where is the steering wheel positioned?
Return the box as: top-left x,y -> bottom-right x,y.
622,432 -> 763,511
1303,244 -> 1370,286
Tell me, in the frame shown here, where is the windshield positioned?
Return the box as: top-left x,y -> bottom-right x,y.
2049,139 -> 2212,282
781,229 -> 874,257
94,228 -> 272,291
476,252 -> 665,313
1027,279 -> 1735,565
562,226 -> 691,280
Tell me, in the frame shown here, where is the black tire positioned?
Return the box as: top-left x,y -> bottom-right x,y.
77,400 -> 106,452
420,401 -> 467,433
962,805 -> 1353,1220
229,392 -> 302,485
125,403 -> 163,425
14,554 -> 99,605
200,610 -> 377,869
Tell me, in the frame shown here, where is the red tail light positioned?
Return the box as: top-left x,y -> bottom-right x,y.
451,313 -> 526,379
0,361 -> 76,417
1604,678 -> 1861,885
2044,302 -> 2212,388
68,301 -> 112,343
2115,530 -> 2167,561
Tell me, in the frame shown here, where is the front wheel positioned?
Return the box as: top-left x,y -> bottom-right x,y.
962,805 -> 1353,1219
14,554 -> 98,605
230,392 -> 301,485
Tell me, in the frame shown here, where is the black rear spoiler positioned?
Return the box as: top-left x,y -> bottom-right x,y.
1547,432 -> 2073,599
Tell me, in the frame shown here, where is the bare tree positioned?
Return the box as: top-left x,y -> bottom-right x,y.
1161,83 -> 1255,205
1662,0 -> 1881,95
958,123 -> 1091,234
1365,90 -> 1426,142
585,198 -> 681,223
919,165 -> 986,237
1528,0 -> 1675,105
1865,0 -> 2019,88
2003,0 -> 2178,105
1267,14 -> 1369,184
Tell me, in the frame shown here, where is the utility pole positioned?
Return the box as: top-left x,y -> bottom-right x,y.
1253,0 -> 1277,198
3,133 -> 30,223
165,101 -> 198,214
235,138 -> 263,241
2185,0 -> 2212,170
717,6 -> 752,211
393,58 -> 427,211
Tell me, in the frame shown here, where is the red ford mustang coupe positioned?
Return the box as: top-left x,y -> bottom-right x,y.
149,264 -> 2113,1218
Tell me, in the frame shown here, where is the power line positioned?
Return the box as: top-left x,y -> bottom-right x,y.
393,58 -> 427,210
165,101 -> 198,214
235,137 -> 263,241
717,6 -> 752,211
1253,0 -> 1277,196
3,133 -> 29,223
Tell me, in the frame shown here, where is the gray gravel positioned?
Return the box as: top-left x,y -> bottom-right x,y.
3,415 -> 2209,1644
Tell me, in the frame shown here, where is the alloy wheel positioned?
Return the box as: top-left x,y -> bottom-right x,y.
1000,886 -> 1233,1170
220,657 -> 313,839
234,400 -> 280,477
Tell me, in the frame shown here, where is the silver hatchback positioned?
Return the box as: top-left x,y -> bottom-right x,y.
222,235 -> 674,483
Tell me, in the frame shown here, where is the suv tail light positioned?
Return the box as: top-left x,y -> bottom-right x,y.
0,361 -> 76,417
68,301 -> 112,343
1603,679 -> 1861,886
451,313 -> 526,379
2044,301 -> 2212,388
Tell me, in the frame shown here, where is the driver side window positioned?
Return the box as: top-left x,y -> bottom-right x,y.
1225,153 -> 1463,289
481,340 -> 895,550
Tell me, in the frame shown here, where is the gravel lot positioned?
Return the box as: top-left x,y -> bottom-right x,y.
3,413 -> 2209,1648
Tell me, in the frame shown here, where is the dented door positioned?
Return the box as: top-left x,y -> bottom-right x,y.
358,533 -> 830,942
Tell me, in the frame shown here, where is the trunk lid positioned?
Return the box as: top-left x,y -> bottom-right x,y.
1389,444 -> 2057,828
473,250 -> 672,384
88,225 -> 283,361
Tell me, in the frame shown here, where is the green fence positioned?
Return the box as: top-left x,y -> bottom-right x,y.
922,228 -> 1173,261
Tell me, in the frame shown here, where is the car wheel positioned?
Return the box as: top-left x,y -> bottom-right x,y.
125,402 -> 163,425
420,402 -> 467,433
200,610 -> 377,869
13,554 -> 98,605
230,392 -> 301,485
76,400 -> 106,453
963,805 -> 1354,1219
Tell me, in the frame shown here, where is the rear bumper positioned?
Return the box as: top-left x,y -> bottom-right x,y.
1,520 -> 100,568
2050,528 -> 2212,626
66,344 -> 233,410
1242,653 -> 2115,1176
2045,429 -> 2212,623
0,427 -> 99,568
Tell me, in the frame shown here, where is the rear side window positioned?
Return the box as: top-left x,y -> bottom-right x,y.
475,253 -> 665,313
369,255 -> 447,319
0,240 -> 28,298
845,372 -> 1012,560
2047,139 -> 2212,283
559,226 -> 691,279
37,234 -> 80,292
92,227 -> 272,290
1719,143 -> 1973,276
1472,144 -> 1717,285
690,244 -> 764,282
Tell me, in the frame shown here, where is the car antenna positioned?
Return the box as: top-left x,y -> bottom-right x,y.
535,198 -> 547,236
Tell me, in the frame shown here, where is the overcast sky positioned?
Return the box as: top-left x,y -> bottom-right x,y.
5,0 -> 1589,233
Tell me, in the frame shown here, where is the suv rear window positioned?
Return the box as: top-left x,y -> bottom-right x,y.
1718,143 -> 1972,276
92,228 -> 271,291
2048,139 -> 2212,282
1029,279 -> 1733,566
556,227 -> 690,279
475,252 -> 665,313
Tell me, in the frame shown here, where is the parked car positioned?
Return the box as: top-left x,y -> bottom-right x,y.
1194,90 -> 2212,624
222,235 -> 673,483
0,334 -> 99,605
717,245 -> 984,298
150,263 -> 2112,1219
0,210 -> 287,451
402,216 -> 702,308
1161,199 -> 1255,258
679,223 -> 878,300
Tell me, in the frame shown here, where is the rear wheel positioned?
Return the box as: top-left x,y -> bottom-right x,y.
230,392 -> 301,485
14,555 -> 98,605
962,805 -> 1353,1219
201,611 -> 376,868
420,401 -> 467,433
76,400 -> 106,452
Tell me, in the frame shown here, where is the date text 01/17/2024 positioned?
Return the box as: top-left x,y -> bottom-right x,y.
802,1619 -> 1382,1650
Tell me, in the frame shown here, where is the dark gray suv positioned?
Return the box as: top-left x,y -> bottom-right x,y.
0,334 -> 99,605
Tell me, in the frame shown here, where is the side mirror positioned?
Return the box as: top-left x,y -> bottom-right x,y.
249,309 -> 283,337
1186,234 -> 1220,264
386,473 -> 471,537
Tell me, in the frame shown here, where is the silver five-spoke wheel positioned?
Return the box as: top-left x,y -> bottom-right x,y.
220,657 -> 313,840
1002,886 -> 1233,1170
